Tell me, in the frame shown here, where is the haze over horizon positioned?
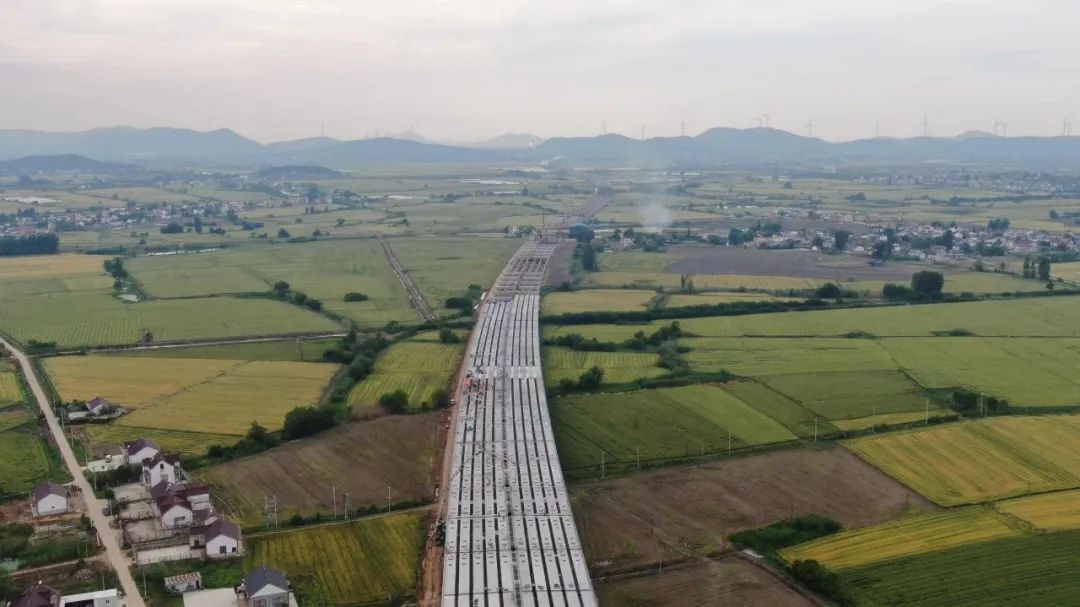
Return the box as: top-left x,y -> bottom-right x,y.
3,0 -> 1078,143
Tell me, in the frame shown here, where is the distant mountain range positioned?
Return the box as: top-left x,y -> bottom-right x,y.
1,126 -> 1079,169
0,153 -> 138,175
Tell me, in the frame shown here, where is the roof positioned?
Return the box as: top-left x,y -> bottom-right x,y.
33,481 -> 66,503
59,589 -> 120,603
204,518 -> 241,541
156,494 -> 192,511
145,452 -> 182,468
14,583 -> 62,607
244,565 -> 288,595
87,395 -> 111,411
164,572 -> 202,586
124,437 -> 159,457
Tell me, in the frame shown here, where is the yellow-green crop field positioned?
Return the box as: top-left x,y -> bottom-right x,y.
719,380 -> 825,437
780,507 -> 1022,571
664,292 -> 794,307
112,337 -> 340,362
832,410 -> 946,432
995,490 -> 1080,532
82,425 -> 234,456
685,337 -> 897,376
0,369 -> 22,404
244,512 -> 426,605
882,337 -> 1080,407
348,340 -> 463,409
542,289 -> 656,315
542,348 -> 667,386
581,271 -> 820,291
553,384 -> 796,470
389,236 -> 521,313
848,417 -> 1080,506
45,356 -> 338,435
126,240 -> 418,327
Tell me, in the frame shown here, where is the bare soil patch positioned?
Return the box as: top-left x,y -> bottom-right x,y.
196,412 -> 447,525
667,246 -> 917,281
544,239 -> 576,287
571,446 -> 932,573
596,557 -> 817,607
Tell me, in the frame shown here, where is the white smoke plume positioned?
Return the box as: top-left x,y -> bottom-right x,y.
639,201 -> 672,232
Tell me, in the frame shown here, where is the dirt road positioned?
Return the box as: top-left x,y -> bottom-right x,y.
379,236 -> 436,323
1,336 -> 146,607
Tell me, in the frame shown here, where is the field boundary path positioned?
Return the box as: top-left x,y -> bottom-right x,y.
0,336 -> 147,607
380,236 -> 436,323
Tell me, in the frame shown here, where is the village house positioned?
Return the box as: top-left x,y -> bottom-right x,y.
195,518 -> 243,559
236,566 -> 293,607
60,589 -> 125,607
13,582 -> 61,607
164,572 -> 203,594
32,481 -> 69,517
143,453 -> 183,487
123,438 -> 159,465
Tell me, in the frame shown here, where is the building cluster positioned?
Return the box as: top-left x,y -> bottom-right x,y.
125,438 -> 243,561
10,583 -> 124,607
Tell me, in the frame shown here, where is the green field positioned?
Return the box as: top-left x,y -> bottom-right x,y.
244,512 -> 426,605
839,532 -> 1080,607
389,236 -> 521,313
0,430 -> 63,491
553,384 -> 796,470
782,507 -> 1022,571
0,361 -> 22,405
348,339 -> 463,409
45,356 -> 338,436
82,425 -> 234,456
847,417 -> 1080,506
685,337 -> 897,376
0,292 -> 339,348
542,289 -> 656,315
763,370 -> 928,421
719,381 -> 828,437
542,347 -> 667,386
111,338 -> 340,362
126,240 -> 417,327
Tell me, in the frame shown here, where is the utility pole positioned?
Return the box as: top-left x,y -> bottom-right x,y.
600,451 -> 606,480
727,430 -> 732,454
925,398 -> 930,424
344,493 -> 349,522
806,119 -> 813,137
387,486 -> 392,514
332,485 -> 337,519
813,417 -> 818,442
636,445 -> 640,471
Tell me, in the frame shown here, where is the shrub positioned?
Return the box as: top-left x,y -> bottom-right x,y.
343,292 -> 369,302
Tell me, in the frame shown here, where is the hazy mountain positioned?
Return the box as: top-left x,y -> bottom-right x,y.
266,137 -> 343,152
471,133 -> 546,149
0,154 -> 138,175
299,137 -> 503,166
255,164 -> 343,179
0,127 -> 262,161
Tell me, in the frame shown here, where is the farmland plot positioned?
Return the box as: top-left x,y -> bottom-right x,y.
839,532 -> 1080,607
762,370 -> 928,421
685,337 -> 897,376
0,431 -> 62,491
243,512 -> 426,605
542,347 -> 666,386
553,385 -> 796,470
572,447 -> 931,572
542,289 -> 656,315
847,417 -> 1080,505
197,414 -> 444,524
389,236 -> 521,313
780,507 -> 1021,571
995,490 -> 1080,532
45,356 -> 338,435
596,558 -> 815,607
348,340 -> 463,409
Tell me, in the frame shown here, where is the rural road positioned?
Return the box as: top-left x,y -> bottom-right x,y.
379,236 -> 437,323
0,336 -> 146,607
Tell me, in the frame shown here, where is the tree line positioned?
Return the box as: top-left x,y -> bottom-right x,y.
0,233 -> 59,256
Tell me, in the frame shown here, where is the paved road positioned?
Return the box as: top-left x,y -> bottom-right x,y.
380,236 -> 437,323
1,336 -> 146,607
439,242 -> 596,607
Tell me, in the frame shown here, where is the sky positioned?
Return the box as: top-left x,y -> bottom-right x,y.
1,0 -> 1078,143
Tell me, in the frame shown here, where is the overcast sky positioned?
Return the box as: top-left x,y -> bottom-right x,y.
2,0 -> 1078,142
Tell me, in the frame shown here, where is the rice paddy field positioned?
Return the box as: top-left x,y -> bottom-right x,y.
995,490 -> 1080,532
719,380 -> 825,437
541,347 -> 667,386
762,370 -> 929,421
0,361 -> 22,405
388,236 -> 521,313
197,414 -> 444,524
81,425 -> 234,457
836,532 -> 1080,607
553,384 -> 796,470
542,289 -> 656,315
126,240 -> 418,327
347,339 -> 463,410
847,416 -> 1080,506
780,507 -> 1023,571
44,356 -> 338,436
243,512 -> 426,605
